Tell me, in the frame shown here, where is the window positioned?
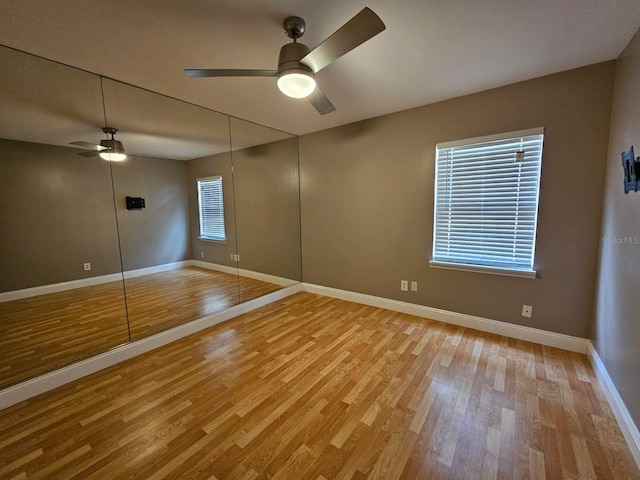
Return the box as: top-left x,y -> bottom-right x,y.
197,176 -> 226,241
431,128 -> 544,278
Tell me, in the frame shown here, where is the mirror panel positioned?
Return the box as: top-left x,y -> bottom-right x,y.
230,118 -> 302,303
101,78 -> 240,340
0,46 -> 129,387
187,147 -> 239,298
0,45 -> 302,389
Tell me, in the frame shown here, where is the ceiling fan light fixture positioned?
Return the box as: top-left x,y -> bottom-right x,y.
98,139 -> 127,162
277,69 -> 316,99
99,127 -> 127,161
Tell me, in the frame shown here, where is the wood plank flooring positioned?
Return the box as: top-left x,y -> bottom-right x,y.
125,267 -> 282,340
0,293 -> 637,479
0,267 -> 281,388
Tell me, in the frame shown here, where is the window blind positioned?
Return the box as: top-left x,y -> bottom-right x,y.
432,128 -> 544,273
197,176 -> 226,241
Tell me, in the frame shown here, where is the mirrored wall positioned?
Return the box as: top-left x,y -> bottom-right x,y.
0,45 -> 301,388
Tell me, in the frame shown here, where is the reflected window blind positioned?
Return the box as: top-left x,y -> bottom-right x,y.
197,176 -> 226,241
432,128 -> 544,272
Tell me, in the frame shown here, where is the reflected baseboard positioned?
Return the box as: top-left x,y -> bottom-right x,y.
0,261 -> 192,302
0,283 -> 304,411
192,260 -> 299,287
1,261 -> 299,303
1,272 -> 123,302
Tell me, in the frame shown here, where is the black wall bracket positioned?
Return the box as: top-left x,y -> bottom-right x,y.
126,196 -> 145,210
621,146 -> 640,194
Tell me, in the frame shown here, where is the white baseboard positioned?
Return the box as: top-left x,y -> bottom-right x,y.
0,273 -> 123,302
0,260 -> 191,302
122,260 -> 191,279
0,283 -> 304,411
237,268 -> 298,287
0,260 -> 297,303
587,343 -> 640,468
302,283 -> 590,354
192,260 -> 238,276
192,260 -> 299,287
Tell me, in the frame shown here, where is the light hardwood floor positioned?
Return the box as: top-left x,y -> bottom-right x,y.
0,292 -> 638,479
0,267 -> 281,388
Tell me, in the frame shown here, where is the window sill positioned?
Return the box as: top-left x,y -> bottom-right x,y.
198,237 -> 226,244
429,260 -> 537,279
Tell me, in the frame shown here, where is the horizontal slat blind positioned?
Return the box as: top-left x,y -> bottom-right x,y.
197,176 -> 226,241
433,129 -> 543,272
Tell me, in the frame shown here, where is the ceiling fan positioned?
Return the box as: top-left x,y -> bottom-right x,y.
185,7 -> 385,115
70,127 -> 127,162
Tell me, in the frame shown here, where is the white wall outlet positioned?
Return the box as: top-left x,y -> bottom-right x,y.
200,251 -> 204,258
410,281 -> 418,292
230,253 -> 234,260
83,262 -> 91,271
233,254 -> 240,262
400,280 -> 408,291
522,305 -> 533,318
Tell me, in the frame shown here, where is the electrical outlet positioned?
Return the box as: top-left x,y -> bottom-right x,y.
522,305 -> 533,318
400,280 -> 408,291
83,262 -> 91,271
410,281 -> 418,292
200,251 -> 204,258
230,253 -> 234,261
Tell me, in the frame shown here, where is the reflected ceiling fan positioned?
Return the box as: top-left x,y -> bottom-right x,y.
70,127 -> 127,161
185,7 -> 385,115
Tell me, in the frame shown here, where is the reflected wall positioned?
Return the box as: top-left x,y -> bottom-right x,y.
0,47 -> 129,385
0,45 -> 301,388
101,78 -> 241,340
230,118 -> 302,288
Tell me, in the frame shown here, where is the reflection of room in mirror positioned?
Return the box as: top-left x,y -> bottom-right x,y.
0,45 -> 301,389
0,266 -> 281,388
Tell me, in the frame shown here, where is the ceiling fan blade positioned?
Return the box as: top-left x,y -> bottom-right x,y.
309,87 -> 336,115
301,7 -> 385,73
185,69 -> 278,78
69,141 -> 107,151
78,150 -> 101,158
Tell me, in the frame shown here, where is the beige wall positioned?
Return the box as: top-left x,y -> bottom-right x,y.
0,139 -> 192,293
187,152 -> 238,267
0,139 -> 122,291
300,62 -> 615,338
111,154 -> 191,271
594,27 -> 640,426
187,138 -> 303,281
233,138 -> 302,281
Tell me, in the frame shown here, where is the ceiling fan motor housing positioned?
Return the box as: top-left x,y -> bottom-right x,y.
99,138 -> 125,153
278,42 -> 313,76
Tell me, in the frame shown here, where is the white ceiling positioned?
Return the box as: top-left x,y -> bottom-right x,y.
1,0 -> 639,136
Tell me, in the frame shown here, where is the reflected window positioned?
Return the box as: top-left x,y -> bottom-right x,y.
197,176 -> 226,241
